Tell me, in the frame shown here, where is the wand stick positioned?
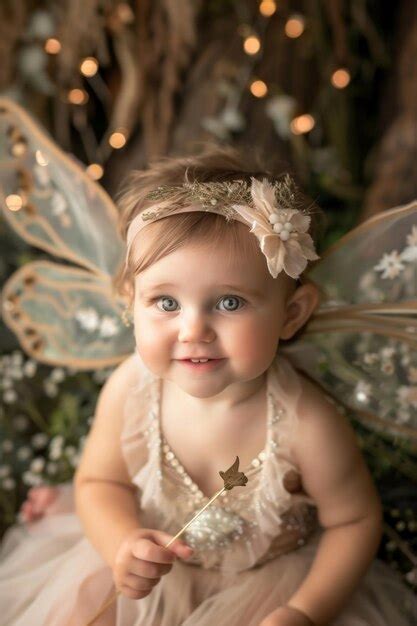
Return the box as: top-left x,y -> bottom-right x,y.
85,457 -> 248,626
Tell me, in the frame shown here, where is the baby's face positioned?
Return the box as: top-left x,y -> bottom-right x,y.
133,238 -> 294,399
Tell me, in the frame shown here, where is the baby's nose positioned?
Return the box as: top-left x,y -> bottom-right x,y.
177,312 -> 215,343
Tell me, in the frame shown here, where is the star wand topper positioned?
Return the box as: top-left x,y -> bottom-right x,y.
86,457 -> 248,626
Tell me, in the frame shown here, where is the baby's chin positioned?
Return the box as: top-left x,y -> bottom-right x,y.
159,366 -> 234,399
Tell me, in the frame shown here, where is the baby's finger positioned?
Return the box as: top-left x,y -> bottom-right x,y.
129,559 -> 172,579
124,573 -> 160,591
132,537 -> 177,565
119,585 -> 150,600
149,529 -> 194,560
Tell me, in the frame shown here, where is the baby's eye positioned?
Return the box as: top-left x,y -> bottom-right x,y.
156,296 -> 179,312
217,296 -> 245,312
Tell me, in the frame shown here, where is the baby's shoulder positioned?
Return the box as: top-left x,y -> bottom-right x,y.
102,352 -> 141,399
289,367 -> 357,461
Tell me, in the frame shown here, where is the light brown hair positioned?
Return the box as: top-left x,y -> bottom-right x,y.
113,146 -> 326,305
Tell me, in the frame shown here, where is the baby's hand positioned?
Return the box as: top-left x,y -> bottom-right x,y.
113,528 -> 194,600
259,605 -> 316,626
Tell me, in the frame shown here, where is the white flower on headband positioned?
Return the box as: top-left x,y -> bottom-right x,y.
231,177 -> 319,279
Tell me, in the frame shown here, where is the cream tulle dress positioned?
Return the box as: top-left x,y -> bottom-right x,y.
0,353 -> 416,626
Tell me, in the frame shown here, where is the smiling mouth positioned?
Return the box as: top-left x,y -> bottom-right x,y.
177,358 -> 226,370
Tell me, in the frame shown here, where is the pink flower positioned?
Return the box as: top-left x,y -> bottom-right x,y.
232,178 -> 319,279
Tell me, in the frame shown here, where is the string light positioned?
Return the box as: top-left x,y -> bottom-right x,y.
68,88 -> 89,105
86,163 -> 104,180
243,36 -> 261,55
290,114 -> 315,135
44,38 -> 61,54
331,68 -> 351,89
80,57 -> 99,78
250,80 -> 268,98
259,1 -> 277,17
109,130 -> 127,149
285,14 -> 305,38
5,194 -> 23,212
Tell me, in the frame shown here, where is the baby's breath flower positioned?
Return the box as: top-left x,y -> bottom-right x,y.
50,435 -> 64,448
11,351 -> 23,366
13,415 -> 30,432
2,477 -> 16,490
0,465 -> 11,478
50,368 -> 65,383
46,462 -> 58,475
22,471 -> 42,486
23,360 -> 37,377
30,457 -> 46,473
3,389 -> 17,404
31,432 -> 49,449
17,446 -> 33,461
10,367 -> 23,380
70,453 -> 81,468
64,445 -> 77,458
49,448 -> 62,461
2,440 -> 14,453
44,381 -> 58,397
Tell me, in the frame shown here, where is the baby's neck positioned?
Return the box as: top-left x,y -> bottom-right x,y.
163,372 -> 267,419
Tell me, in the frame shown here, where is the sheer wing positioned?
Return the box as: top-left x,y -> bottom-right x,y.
0,97 -> 123,276
0,98 -> 134,368
282,201 -> 417,443
2,261 -> 134,368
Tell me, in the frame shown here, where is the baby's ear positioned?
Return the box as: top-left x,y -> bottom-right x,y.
280,283 -> 319,340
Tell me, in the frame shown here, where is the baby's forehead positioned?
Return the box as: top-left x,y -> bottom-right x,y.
134,240 -> 286,297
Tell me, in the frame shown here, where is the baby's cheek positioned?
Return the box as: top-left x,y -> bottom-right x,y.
230,319 -> 278,368
134,324 -> 171,371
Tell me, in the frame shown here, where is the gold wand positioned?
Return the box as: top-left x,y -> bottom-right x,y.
85,456 -> 248,626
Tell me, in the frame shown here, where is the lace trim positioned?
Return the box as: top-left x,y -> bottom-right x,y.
147,366 -> 291,505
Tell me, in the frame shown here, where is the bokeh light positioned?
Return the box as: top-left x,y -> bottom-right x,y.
259,1 -> 277,17
331,68 -> 351,89
5,194 -> 23,212
243,36 -> 261,55
109,131 -> 127,149
80,57 -> 99,78
290,114 -> 315,135
285,14 -> 305,38
250,80 -> 268,98
86,163 -> 104,180
44,38 -> 61,54
68,88 -> 89,105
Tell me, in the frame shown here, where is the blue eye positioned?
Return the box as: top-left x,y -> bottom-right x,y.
217,296 -> 244,312
156,296 -> 179,312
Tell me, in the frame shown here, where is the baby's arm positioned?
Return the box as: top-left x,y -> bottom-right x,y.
75,354 -> 193,600
74,354 -> 144,567
277,380 -> 382,626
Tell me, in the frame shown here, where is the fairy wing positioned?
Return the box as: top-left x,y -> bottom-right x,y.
0,97 -> 134,368
282,201 -> 417,443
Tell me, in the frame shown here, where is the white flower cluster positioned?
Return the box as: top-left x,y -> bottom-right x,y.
0,350 -> 69,404
356,341 -> 415,424
374,225 -> 417,279
0,351 -> 37,405
75,307 -> 120,338
43,367 -> 66,398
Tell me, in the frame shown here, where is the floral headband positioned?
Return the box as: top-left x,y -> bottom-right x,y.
126,175 -> 319,279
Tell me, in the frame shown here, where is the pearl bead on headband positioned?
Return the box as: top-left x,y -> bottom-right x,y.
125,175 -> 319,279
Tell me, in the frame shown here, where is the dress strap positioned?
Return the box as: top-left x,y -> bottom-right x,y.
120,351 -> 159,484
